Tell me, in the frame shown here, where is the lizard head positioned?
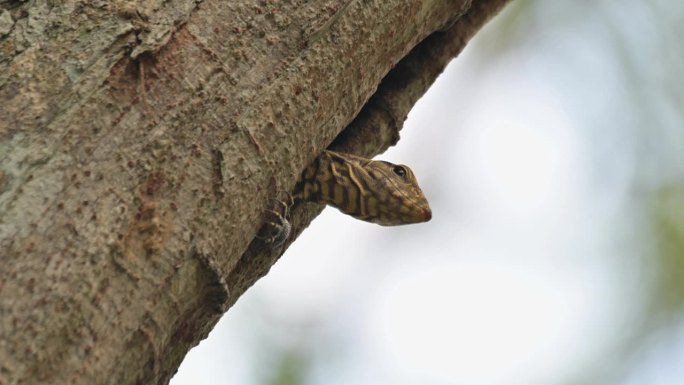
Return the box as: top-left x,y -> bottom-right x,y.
358,159 -> 432,226
300,150 -> 432,226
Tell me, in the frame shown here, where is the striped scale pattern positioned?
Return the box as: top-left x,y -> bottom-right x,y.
295,150 -> 431,226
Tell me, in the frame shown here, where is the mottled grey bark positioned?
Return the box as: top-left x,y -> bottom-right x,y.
0,0 -> 510,384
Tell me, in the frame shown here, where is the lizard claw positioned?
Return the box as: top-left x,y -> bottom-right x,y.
256,193 -> 293,247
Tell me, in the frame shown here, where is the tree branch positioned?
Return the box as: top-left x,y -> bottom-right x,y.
0,0 -> 510,383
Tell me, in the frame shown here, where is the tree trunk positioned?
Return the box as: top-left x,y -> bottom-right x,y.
0,0 -> 510,384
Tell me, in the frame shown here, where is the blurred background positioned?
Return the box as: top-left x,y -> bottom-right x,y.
172,0 -> 684,384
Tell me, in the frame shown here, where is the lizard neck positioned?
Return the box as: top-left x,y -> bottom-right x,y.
295,150 -> 372,210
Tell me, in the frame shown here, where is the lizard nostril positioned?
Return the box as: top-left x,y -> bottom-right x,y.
423,207 -> 432,221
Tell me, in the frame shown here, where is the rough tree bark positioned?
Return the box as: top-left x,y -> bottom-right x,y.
0,0 -> 510,384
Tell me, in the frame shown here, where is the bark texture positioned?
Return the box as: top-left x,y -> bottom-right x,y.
0,0 -> 510,384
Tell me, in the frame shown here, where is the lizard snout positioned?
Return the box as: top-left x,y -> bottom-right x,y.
422,206 -> 432,222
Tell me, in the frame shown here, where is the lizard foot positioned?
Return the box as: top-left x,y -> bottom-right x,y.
256,193 -> 294,248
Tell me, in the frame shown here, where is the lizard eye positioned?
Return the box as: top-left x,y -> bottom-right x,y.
392,166 -> 407,178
